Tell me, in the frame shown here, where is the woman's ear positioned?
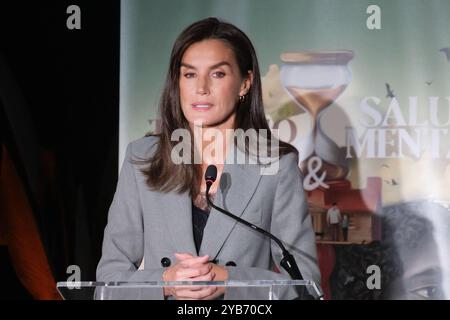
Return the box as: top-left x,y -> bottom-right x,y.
239,71 -> 253,96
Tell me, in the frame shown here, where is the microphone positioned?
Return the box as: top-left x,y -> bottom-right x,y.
204,165 -> 316,299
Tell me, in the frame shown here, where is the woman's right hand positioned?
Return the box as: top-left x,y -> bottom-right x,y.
162,253 -> 217,299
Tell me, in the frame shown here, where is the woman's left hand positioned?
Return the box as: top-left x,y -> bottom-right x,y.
175,253 -> 228,300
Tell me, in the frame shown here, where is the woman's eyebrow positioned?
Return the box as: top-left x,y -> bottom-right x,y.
209,61 -> 231,69
180,61 -> 231,70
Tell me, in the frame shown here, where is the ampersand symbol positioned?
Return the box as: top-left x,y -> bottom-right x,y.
303,156 -> 329,191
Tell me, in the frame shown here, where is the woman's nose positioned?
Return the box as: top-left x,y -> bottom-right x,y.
196,76 -> 210,95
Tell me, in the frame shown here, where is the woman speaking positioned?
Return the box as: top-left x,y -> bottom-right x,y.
96,17 -> 320,300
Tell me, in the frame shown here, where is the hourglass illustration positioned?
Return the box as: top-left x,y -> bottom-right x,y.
280,51 -> 354,181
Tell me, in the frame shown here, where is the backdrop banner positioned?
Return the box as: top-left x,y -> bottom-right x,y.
120,0 -> 450,299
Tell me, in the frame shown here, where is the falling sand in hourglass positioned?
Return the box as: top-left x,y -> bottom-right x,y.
280,51 -> 354,181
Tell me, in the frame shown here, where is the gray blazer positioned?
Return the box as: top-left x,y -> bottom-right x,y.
96,136 -> 321,299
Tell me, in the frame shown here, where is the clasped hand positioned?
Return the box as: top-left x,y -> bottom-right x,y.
162,253 -> 228,300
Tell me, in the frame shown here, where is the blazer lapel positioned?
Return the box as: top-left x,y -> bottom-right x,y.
199,157 -> 263,259
160,144 -> 264,259
162,191 -> 197,255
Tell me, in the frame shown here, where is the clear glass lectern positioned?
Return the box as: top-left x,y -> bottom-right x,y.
57,280 -> 323,300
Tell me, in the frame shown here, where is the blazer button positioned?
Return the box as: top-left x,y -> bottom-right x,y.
161,257 -> 171,267
225,261 -> 236,267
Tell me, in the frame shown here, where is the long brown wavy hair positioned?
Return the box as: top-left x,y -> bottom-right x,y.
140,17 -> 297,198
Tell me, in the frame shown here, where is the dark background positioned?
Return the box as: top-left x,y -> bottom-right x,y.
0,0 -> 120,298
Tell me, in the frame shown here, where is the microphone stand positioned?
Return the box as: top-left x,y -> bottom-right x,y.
205,183 -> 317,300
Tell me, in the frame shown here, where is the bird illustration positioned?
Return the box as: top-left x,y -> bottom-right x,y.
385,83 -> 395,98
425,80 -> 433,86
384,178 -> 399,186
440,48 -> 450,62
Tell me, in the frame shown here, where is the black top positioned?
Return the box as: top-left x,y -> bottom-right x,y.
192,192 -> 215,254
192,203 -> 210,254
